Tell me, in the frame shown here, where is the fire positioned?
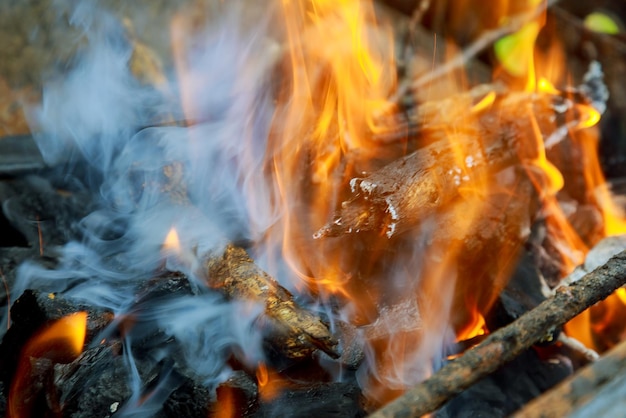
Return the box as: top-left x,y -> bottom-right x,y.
256,362 -> 287,402
8,311 -> 88,418
262,0 -> 400,305
162,0 -> 626,409
214,387 -> 236,418
494,0 -> 626,351
163,227 -> 181,253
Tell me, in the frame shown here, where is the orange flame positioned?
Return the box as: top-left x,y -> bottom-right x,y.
9,311 -> 88,418
256,362 -> 288,402
264,0 -> 399,303
500,8 -> 626,351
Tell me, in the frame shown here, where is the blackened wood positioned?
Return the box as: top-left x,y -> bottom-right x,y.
0,290 -> 113,393
203,244 -> 339,360
212,371 -> 259,418
368,250 -> 626,418
254,381 -> 364,418
50,343 -> 132,418
512,337 -> 626,417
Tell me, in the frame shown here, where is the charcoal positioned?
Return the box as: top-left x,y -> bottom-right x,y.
134,270 -> 196,303
50,343 -> 132,418
163,379 -> 215,418
0,289 -> 114,391
254,381 -> 364,418
213,371 -> 259,418
0,381 -> 5,417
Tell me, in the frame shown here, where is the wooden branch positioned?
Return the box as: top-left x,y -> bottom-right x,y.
368,250 -> 626,418
202,244 -> 340,360
315,87 -> 576,239
512,337 -> 626,417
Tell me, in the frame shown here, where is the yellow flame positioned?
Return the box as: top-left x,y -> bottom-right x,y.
163,227 -> 181,253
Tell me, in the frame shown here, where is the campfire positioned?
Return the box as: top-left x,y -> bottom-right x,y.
1,0 -> 626,416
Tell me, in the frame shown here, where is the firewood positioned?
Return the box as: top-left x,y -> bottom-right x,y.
512,337 -> 626,417
316,70 -> 604,239
368,250 -> 626,418
202,244 -> 340,360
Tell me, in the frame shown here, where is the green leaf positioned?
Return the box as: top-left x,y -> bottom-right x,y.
584,12 -> 620,35
494,22 -> 540,77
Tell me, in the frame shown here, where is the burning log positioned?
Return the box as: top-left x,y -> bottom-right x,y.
368,249 -> 626,418
316,66 -> 606,239
512,337 -> 626,417
202,244 -> 340,360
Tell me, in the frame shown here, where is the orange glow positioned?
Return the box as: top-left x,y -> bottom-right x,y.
214,386 -> 236,418
256,363 -> 287,402
562,126 -> 626,350
456,309 -> 487,342
163,227 -> 181,253
9,312 -> 88,418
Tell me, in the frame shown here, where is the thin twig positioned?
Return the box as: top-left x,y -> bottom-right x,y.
391,0 -> 562,104
368,250 -> 626,418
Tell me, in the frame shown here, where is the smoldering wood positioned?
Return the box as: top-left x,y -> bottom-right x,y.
202,244 -> 340,360
315,82 -> 600,239
368,250 -> 626,418
0,289 -> 114,392
512,337 -> 626,417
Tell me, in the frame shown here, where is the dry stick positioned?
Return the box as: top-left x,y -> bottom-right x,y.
368,250 -> 626,418
390,0 -> 562,104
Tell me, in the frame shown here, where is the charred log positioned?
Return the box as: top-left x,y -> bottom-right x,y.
202,244 -> 340,360
369,250 -> 626,418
